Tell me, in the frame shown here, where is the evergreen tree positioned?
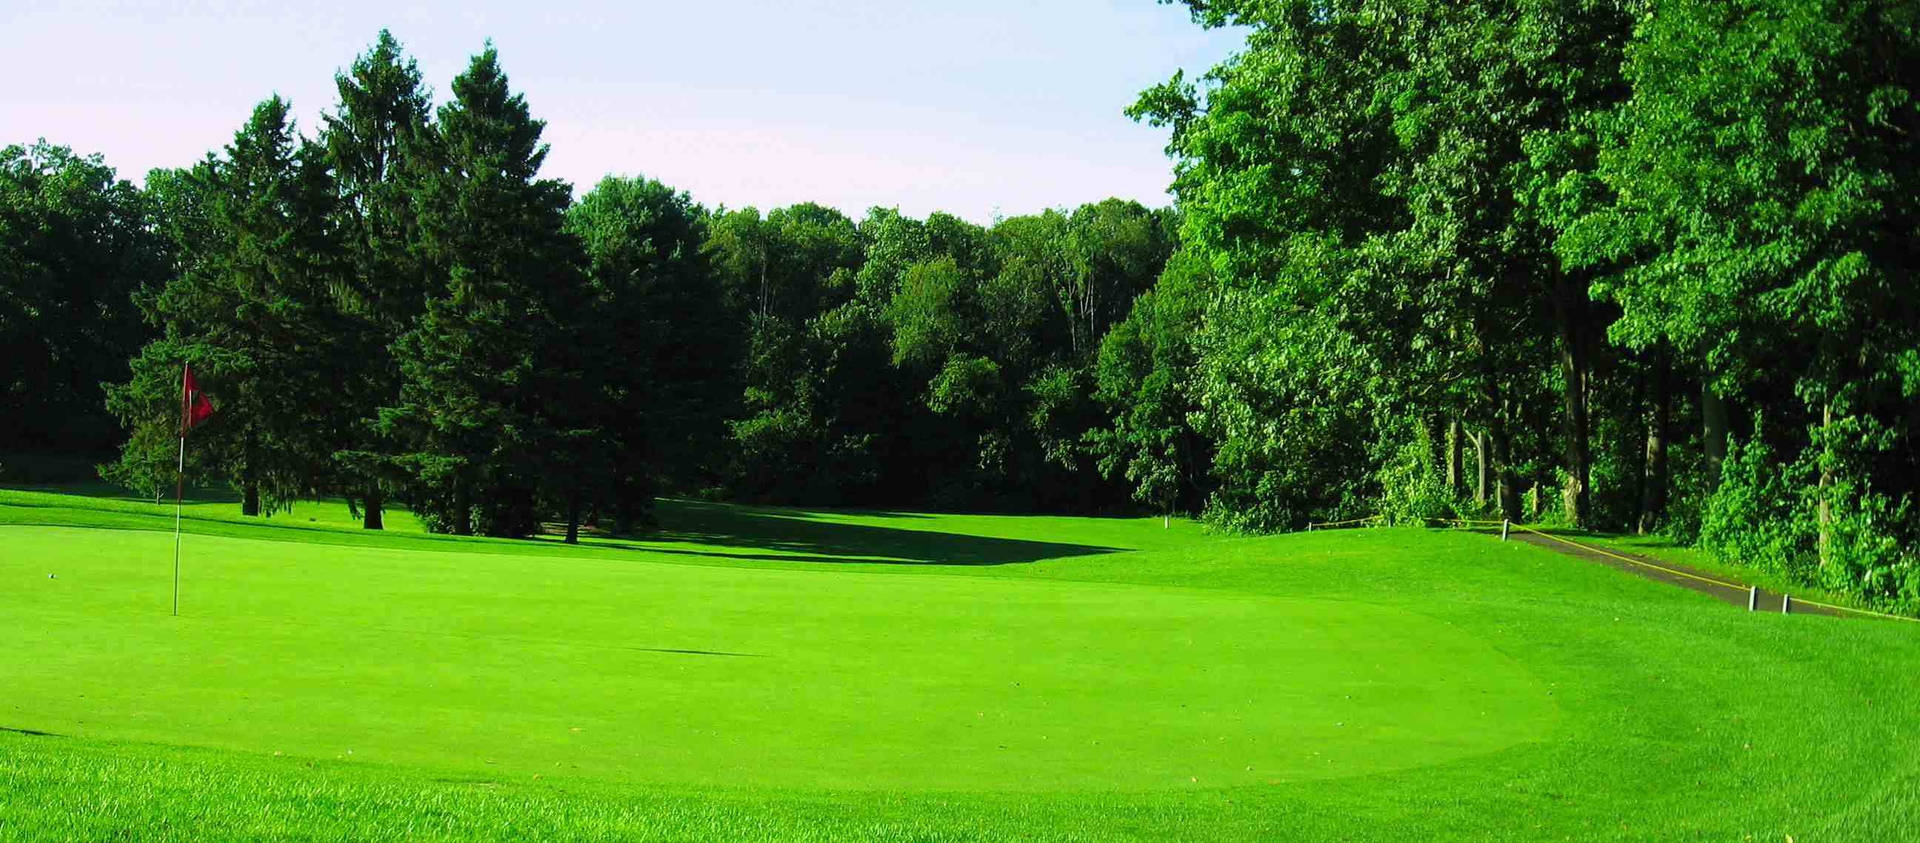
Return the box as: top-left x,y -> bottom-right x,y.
321,30 -> 434,529
380,46 -> 586,537
105,97 -> 345,515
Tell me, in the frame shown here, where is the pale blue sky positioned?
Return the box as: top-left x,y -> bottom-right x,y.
3,1 -> 1241,222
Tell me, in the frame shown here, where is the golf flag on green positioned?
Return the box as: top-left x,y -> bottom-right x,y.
173,362 -> 213,616
182,363 -> 214,434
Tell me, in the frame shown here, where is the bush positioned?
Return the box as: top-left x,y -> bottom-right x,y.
1823,484 -> 1919,614
1373,420 -> 1457,526
1700,431 -> 1817,581
1700,418 -> 1920,614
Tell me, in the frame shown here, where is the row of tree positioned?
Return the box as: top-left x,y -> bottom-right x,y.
1126,0 -> 1920,611
5,33 -> 1181,539
7,1 -> 1915,611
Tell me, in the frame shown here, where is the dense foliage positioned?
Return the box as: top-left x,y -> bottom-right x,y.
5,5 -> 1917,610
1,142 -> 164,456
1131,0 -> 1920,611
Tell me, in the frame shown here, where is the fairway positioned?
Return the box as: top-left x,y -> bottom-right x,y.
5,523 -> 1551,790
3,491 -> 1918,841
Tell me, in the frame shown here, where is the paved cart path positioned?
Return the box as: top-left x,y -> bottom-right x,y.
1505,530 -> 1873,621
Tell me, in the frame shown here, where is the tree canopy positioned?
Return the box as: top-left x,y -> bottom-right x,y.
8,8 -> 1917,612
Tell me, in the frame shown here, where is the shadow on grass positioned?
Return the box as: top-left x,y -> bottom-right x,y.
635,499 -> 1121,566
1,487 -> 1123,567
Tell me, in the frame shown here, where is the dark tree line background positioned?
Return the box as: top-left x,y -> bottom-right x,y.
4,1 -> 1918,612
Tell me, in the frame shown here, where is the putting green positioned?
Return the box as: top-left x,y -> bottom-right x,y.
3,525 -> 1553,791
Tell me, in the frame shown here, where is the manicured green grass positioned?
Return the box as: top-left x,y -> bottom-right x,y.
3,489 -> 1918,840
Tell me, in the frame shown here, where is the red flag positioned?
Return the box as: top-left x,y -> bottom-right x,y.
181,363 -> 214,435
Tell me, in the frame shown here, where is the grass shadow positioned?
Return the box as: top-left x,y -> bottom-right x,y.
637,499 -> 1121,566
2,487 -> 1123,567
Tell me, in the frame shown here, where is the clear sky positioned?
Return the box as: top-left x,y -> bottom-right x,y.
3,1 -> 1243,223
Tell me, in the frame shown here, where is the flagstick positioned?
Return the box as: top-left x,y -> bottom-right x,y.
172,432 -> 184,617
173,362 -> 189,618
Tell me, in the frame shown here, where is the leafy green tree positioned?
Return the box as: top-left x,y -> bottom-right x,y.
1135,0 -> 1632,526
567,175 -> 733,529
707,203 -> 872,503
1088,249 -> 1214,520
1564,0 -> 1920,578
1063,200 -> 1174,359
0,142 -> 164,456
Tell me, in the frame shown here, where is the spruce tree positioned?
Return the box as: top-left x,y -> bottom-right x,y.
322,30 -> 433,529
381,46 -> 586,537
106,97 -> 345,515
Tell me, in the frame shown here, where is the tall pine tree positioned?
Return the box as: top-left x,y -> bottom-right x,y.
381,46 -> 586,537
106,97 -> 345,515
322,30 -> 434,529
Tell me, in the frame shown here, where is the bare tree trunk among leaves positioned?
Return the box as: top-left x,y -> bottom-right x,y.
1640,352 -> 1671,534
565,492 -> 582,545
1447,419 -> 1464,498
1818,400 -> 1833,569
1474,430 -> 1489,507
1553,278 -> 1592,529
1488,413 -> 1523,523
1702,382 -> 1730,487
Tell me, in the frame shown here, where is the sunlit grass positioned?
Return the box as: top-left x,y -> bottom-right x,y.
2,489 -> 1916,841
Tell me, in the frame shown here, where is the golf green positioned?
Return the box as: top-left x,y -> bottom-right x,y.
5,525 -> 1550,791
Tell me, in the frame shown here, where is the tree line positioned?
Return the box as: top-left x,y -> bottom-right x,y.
1127,0 -> 1920,612
4,33 -> 1179,539
5,1 -> 1917,613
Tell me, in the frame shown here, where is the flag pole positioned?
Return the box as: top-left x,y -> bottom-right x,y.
173,363 -> 187,617
172,432 -> 184,617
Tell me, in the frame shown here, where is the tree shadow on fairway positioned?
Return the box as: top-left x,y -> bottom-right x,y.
0,485 -> 1122,566
636,499 -> 1123,566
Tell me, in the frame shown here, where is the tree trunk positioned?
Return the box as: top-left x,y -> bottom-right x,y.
1488,414 -> 1523,523
1817,401 -> 1833,569
241,429 -> 261,516
758,243 -> 770,321
1423,415 -> 1446,482
1552,281 -> 1592,529
1624,358 -> 1646,532
1640,353 -> 1671,534
1702,382 -> 1730,487
1474,429 -> 1489,507
363,487 -> 385,531
565,493 -> 582,545
1446,419 -> 1464,499
452,476 -> 472,536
